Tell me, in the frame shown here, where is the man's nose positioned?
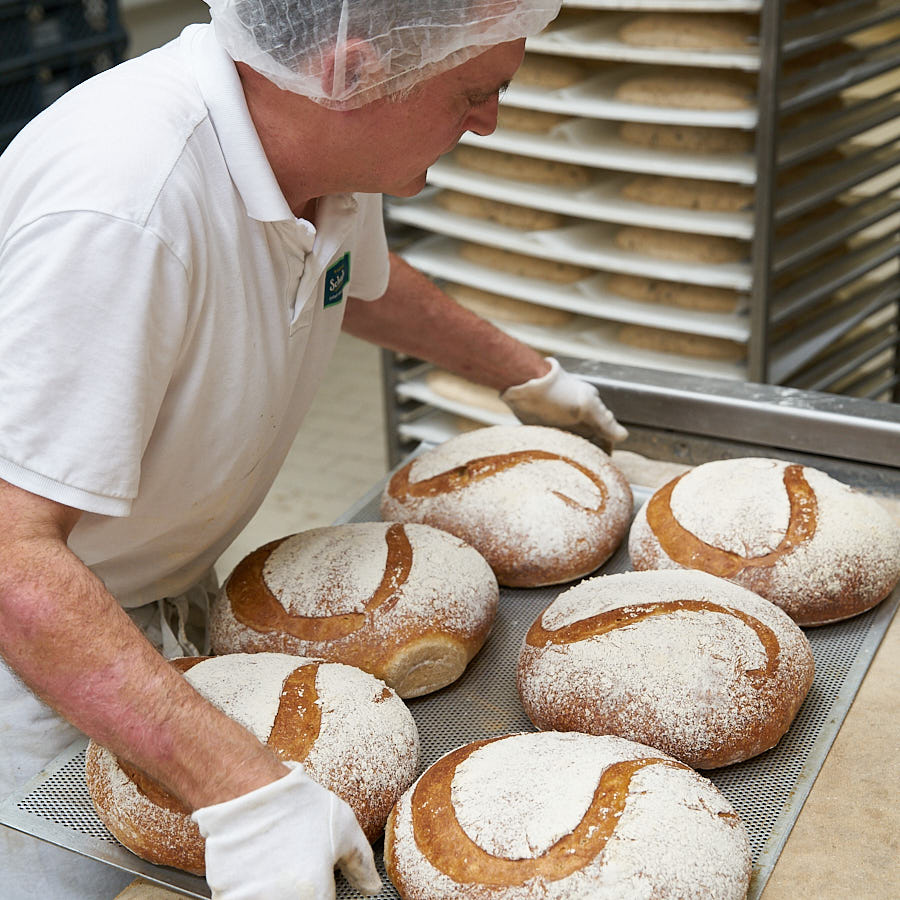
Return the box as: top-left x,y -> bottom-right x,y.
465,96 -> 501,137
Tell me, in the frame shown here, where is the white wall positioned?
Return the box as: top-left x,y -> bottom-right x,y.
120,0 -> 210,57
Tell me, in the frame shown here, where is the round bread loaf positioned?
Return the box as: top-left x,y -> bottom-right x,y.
614,225 -> 747,264
513,52 -> 590,89
210,522 -> 499,698
444,282 -> 574,327
517,569 -> 815,768
426,369 -> 515,418
618,121 -> 754,154
617,323 -> 746,361
85,653 -> 419,874
614,69 -> 756,111
459,242 -> 593,284
629,457 -> 900,625
380,425 -> 633,588
620,174 -> 754,213
454,145 -> 592,187
606,272 -> 742,312
385,731 -> 751,900
618,13 -> 758,51
497,105 -> 574,134
436,190 -> 565,231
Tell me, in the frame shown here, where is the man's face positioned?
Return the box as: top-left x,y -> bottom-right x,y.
345,39 -> 526,196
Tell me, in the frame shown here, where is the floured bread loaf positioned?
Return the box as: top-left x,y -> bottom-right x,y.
497,105 -> 574,134
454,144 -> 592,187
436,190 -> 565,231
619,121 -> 754,154
210,523 -> 499,698
618,13 -> 758,51
381,425 -> 633,588
620,175 -> 754,212
85,654 -> 419,874
615,69 -> 756,110
385,731 -> 752,900
518,570 -> 814,768
614,225 -> 747,264
459,242 -> 593,283
607,272 -> 741,312
426,368 -> 512,418
444,282 -> 574,326
513,52 -> 590,89
618,324 -> 746,361
629,457 -> 900,625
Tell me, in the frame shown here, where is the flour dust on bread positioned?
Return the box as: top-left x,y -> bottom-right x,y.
628,457 -> 900,625
385,731 -> 752,900
380,425 -> 633,588
518,570 -> 814,768
85,654 -> 419,873
210,522 -> 499,698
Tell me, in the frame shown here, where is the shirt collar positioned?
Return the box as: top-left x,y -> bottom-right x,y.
184,24 -> 294,223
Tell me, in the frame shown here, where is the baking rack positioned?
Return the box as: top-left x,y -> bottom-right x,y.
1,362 -> 898,899
383,0 -> 900,467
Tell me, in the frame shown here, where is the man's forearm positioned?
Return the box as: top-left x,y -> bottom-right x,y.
343,252 -> 550,391
0,513 -> 287,810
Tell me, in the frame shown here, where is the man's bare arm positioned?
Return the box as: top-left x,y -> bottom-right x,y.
0,478 -> 288,810
342,252 -> 551,391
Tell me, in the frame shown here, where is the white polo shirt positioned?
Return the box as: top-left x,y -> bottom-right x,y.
0,24 -> 390,607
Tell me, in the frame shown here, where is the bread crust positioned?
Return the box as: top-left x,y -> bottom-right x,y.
628,458 -> 900,625
517,570 -> 815,768
380,426 -> 633,588
210,522 -> 498,698
385,731 -> 752,899
85,654 -> 419,873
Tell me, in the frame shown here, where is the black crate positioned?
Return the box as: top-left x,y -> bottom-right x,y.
0,1 -> 124,71
0,0 -> 126,151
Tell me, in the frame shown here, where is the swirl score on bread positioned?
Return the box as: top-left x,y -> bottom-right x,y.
210,522 -> 498,698
381,425 -> 633,587
518,570 -> 814,769
628,457 -> 900,625
85,654 -> 419,874
385,731 -> 751,900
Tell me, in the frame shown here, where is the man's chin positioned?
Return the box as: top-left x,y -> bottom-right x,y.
388,172 -> 429,198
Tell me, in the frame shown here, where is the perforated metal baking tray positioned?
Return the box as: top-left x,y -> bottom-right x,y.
1,478 -> 897,900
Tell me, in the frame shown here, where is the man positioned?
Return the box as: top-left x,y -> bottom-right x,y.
0,1 -> 626,897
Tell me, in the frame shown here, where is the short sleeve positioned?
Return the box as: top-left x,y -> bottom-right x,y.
0,211 -> 190,514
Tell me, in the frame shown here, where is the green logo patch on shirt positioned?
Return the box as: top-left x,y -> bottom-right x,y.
324,252 -> 350,307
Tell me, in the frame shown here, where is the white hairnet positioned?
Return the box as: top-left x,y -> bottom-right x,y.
204,0 -> 563,108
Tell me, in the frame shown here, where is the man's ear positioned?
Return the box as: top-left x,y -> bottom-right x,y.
321,38 -> 385,99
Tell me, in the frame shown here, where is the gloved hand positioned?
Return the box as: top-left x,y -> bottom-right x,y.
192,762 -> 382,900
501,357 -> 628,454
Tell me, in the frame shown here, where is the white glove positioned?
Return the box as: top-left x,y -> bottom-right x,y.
192,763 -> 382,900
501,357 -> 628,454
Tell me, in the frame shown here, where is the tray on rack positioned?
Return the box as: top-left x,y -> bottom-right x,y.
423,155 -> 756,238
458,118 -> 757,184
2,478 -> 897,900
